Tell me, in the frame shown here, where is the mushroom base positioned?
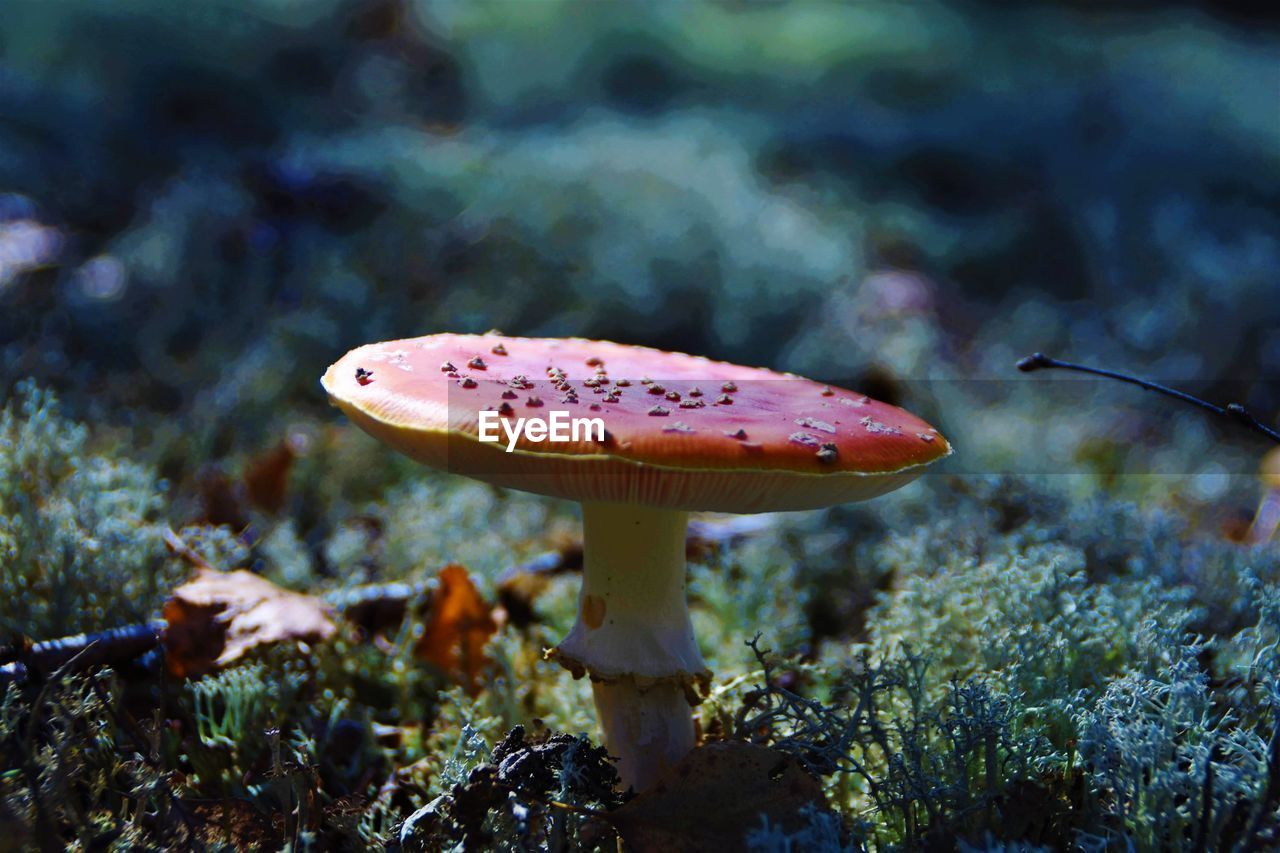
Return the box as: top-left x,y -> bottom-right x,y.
591,677 -> 696,791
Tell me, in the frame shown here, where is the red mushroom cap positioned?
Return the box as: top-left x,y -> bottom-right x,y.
322,334 -> 951,513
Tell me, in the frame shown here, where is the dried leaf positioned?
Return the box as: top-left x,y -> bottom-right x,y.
243,434 -> 305,514
495,545 -> 582,628
196,465 -> 247,529
414,564 -> 499,692
605,741 -> 834,852
189,798 -> 281,848
163,568 -> 336,678
495,570 -> 550,629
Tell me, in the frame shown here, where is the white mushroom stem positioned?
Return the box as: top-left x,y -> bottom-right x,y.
553,501 -> 709,791
591,679 -> 696,793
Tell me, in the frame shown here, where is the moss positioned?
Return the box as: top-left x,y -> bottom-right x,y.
0,382 -> 185,638
2,460 -> 1279,848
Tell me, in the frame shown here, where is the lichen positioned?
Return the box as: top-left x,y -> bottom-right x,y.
0,382 -> 185,638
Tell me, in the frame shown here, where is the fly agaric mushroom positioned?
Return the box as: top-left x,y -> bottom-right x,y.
321,334 -> 950,790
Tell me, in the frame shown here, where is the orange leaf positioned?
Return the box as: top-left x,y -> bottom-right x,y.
414,564 -> 499,693
243,436 -> 303,514
163,568 -> 336,678
604,741 -> 836,852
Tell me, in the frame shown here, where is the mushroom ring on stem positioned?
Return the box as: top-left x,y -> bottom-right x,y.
322,333 -> 951,791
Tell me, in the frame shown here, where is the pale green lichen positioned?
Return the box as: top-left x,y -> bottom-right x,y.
0,382 -> 184,638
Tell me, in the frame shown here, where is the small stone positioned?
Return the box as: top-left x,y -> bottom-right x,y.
586,357 -> 604,367
688,386 -> 703,397
716,394 -> 733,405
725,429 -> 748,440
615,379 -> 632,387
721,381 -> 738,393
459,377 -> 478,389
817,443 -> 839,464
647,405 -> 670,417
648,384 -> 666,395
491,343 -> 508,356
468,357 -> 487,370
440,361 -> 456,372
821,386 -> 834,397
501,389 -> 517,399
679,399 -> 705,409
498,402 -> 515,415
789,432 -> 820,447
665,390 -> 681,401
663,421 -> 695,434
527,396 -> 544,407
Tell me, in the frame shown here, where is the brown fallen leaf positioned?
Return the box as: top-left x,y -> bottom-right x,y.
163,568 -> 337,678
496,545 -> 581,629
188,798 -> 281,849
243,432 -> 309,514
414,564 -> 499,693
604,741 -> 837,852
196,465 -> 248,530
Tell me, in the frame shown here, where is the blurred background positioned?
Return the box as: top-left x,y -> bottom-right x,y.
1,0 -> 1278,510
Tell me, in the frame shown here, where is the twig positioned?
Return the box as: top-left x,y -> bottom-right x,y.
3,518 -> 780,685
325,580 -> 426,634
0,622 -> 165,684
162,527 -> 216,570
495,546 -> 582,586
1017,352 -> 1280,445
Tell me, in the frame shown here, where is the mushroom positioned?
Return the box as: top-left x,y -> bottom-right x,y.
1247,448 -> 1280,545
321,334 -> 951,790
